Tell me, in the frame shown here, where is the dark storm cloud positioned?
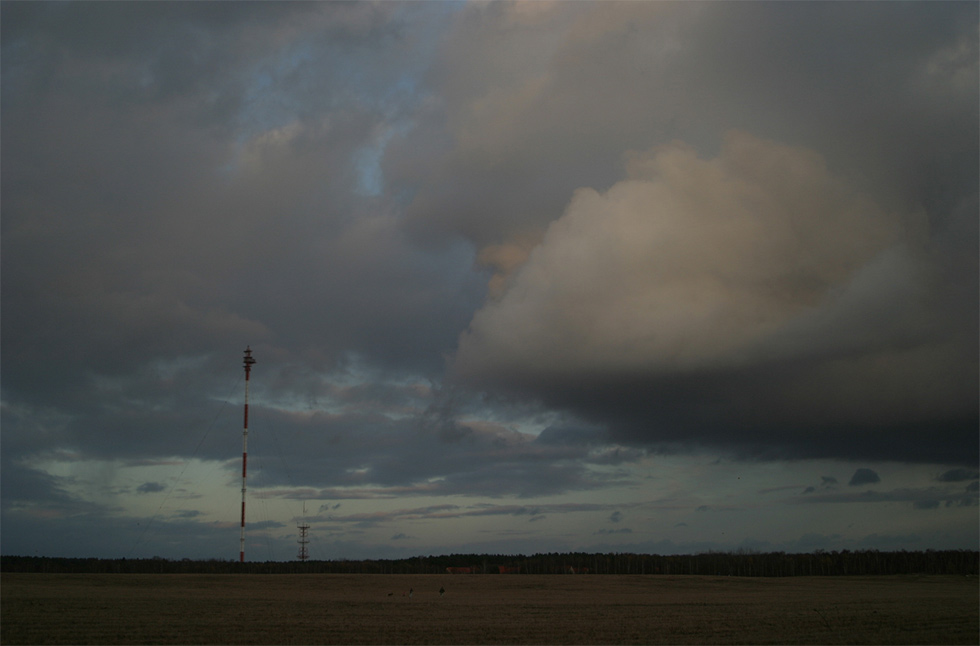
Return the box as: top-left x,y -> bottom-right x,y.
938,468 -> 980,483
535,425 -> 605,447
849,469 -> 881,487
803,475 -> 842,495
0,458 -> 82,516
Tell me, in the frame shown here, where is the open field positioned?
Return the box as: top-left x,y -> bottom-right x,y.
2,573 -> 977,645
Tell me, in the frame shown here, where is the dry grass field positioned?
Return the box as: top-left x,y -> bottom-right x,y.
2,573 -> 976,645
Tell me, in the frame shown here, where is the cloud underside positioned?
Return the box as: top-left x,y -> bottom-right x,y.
453,132 -> 977,462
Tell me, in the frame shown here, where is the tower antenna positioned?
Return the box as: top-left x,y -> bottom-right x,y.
297,501 -> 310,561
240,346 -> 256,562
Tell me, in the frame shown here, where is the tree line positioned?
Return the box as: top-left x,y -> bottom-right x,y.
2,549 -> 977,576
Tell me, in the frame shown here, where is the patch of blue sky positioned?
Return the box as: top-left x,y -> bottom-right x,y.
215,40 -> 318,176
351,70 -> 426,196
217,2 -> 449,183
240,39 -> 317,133
353,118 -> 413,197
353,139 -> 387,197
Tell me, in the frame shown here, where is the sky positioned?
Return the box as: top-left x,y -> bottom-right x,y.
2,1 -> 977,562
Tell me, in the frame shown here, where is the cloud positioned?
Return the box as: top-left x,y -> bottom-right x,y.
457,132 -> 906,376
315,502 -> 608,529
0,459 -> 88,518
534,425 -> 605,447
1,2 -> 473,423
452,132 -> 977,463
938,468 -> 980,483
794,485 -> 978,510
804,475 -> 842,494
849,469 -> 881,487
596,528 -> 632,535
1,1 -> 976,561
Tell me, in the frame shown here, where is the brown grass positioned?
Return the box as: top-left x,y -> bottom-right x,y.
2,573 -> 976,645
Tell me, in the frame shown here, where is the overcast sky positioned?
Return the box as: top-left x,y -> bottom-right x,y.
2,1 -> 977,562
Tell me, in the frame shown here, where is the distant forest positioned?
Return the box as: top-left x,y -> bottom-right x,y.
3,550 -> 977,577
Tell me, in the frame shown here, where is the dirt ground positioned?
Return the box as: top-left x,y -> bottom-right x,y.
2,573 -> 977,644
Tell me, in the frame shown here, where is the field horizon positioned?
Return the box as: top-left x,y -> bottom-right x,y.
3,573 -> 977,645
4,548 -> 977,577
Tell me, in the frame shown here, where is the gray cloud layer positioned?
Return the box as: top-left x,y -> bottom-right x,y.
1,1 -> 976,558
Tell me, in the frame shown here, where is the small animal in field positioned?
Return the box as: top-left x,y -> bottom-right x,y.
439,586 -> 445,597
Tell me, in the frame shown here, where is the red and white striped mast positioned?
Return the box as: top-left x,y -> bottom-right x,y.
240,346 -> 256,563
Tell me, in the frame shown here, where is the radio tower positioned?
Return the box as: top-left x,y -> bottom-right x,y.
240,346 -> 256,563
297,502 -> 310,561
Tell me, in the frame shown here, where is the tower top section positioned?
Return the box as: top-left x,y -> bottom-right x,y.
243,346 -> 256,376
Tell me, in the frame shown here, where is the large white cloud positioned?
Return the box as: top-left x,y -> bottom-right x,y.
452,131 -> 975,455
455,131 -> 914,378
